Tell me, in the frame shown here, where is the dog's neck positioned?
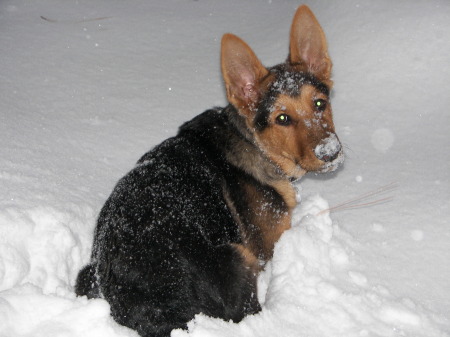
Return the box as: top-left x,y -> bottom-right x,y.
224,105 -> 298,210
224,105 -> 288,185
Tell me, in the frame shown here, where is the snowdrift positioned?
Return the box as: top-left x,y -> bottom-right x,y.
1,0 -> 449,336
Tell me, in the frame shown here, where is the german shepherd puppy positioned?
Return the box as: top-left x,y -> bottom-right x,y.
76,5 -> 343,337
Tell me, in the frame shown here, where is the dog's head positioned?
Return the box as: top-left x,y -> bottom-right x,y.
221,5 -> 343,180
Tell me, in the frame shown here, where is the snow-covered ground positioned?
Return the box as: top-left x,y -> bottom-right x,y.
1,0 -> 449,336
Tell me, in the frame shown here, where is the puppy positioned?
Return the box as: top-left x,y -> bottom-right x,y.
76,5 -> 343,337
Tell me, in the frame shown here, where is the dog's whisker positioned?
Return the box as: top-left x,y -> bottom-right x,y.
318,196 -> 394,215
342,143 -> 353,152
316,182 -> 398,215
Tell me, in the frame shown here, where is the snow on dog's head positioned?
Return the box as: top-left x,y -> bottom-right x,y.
220,6 -> 344,179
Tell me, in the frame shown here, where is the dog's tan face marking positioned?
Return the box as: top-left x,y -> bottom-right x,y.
255,83 -> 343,178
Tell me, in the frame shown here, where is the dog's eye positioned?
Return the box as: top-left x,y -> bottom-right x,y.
276,114 -> 292,126
314,99 -> 327,111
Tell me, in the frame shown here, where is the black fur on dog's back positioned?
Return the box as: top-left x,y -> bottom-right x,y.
76,108 -> 264,336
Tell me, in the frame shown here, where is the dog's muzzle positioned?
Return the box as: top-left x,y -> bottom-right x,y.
314,133 -> 344,172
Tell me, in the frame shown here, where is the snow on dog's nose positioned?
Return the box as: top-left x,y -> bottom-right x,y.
314,133 -> 344,171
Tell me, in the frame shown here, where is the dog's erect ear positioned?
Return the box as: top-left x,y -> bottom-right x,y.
289,5 -> 332,80
221,33 -> 268,112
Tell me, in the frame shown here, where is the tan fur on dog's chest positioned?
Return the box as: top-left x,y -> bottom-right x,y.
224,178 -> 296,264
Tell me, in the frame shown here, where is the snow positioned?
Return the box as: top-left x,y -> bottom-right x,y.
1,0 -> 449,336
371,128 -> 395,153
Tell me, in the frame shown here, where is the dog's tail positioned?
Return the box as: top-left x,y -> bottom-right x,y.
75,263 -> 101,299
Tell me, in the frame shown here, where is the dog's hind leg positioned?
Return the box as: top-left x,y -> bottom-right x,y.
204,243 -> 261,321
98,241 -> 260,337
